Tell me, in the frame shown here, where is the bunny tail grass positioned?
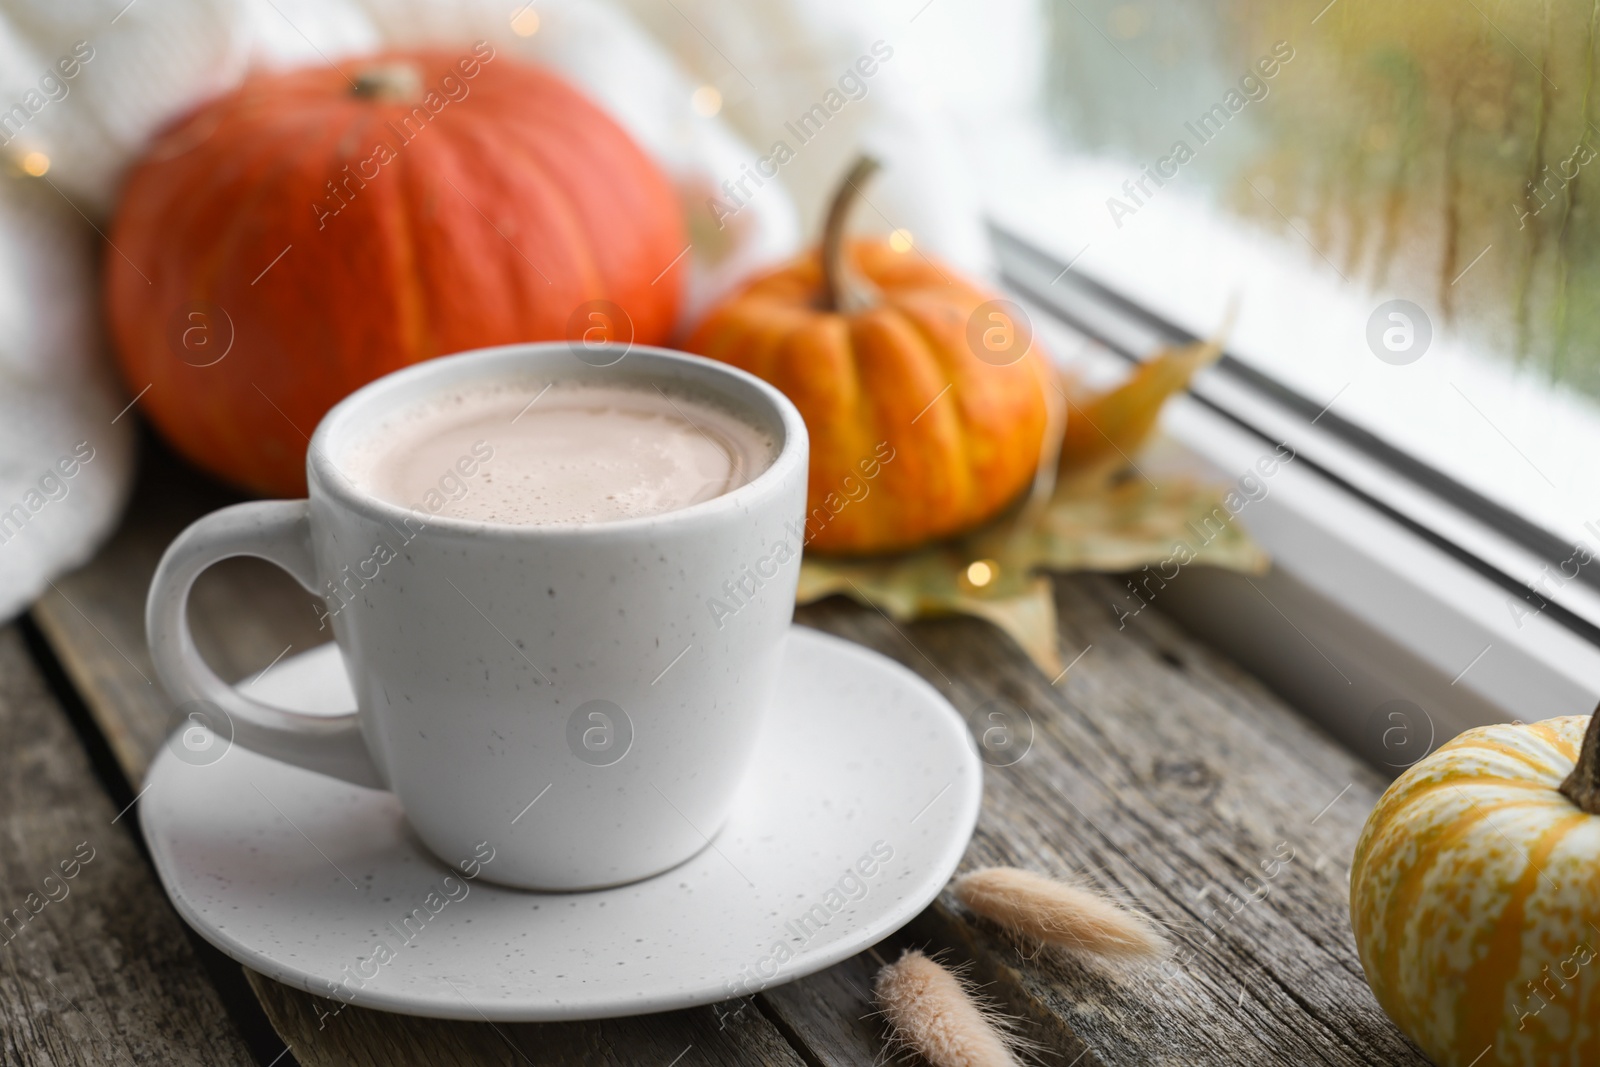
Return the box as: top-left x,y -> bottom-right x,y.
953,867 -> 1166,960
873,949 -> 1024,1067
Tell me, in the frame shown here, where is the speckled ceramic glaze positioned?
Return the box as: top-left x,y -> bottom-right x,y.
140,631 -> 981,1021
145,343 -> 810,890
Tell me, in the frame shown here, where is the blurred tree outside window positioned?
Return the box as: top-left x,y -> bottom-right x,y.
1044,0 -> 1600,401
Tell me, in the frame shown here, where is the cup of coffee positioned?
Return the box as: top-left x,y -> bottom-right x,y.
146,342 -> 808,890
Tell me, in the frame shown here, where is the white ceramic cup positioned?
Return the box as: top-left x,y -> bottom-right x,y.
146,343 -> 809,890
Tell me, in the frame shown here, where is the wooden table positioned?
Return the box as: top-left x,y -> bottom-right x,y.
3,439 -> 1429,1066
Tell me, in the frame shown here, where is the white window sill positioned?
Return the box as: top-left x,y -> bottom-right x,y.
999,231 -> 1600,768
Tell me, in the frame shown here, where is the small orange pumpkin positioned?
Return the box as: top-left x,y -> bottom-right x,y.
106,46 -> 686,497
1351,708 -> 1600,1065
685,157 -> 1056,555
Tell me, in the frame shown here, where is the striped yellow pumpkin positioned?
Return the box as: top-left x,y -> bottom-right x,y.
1351,713 -> 1600,1066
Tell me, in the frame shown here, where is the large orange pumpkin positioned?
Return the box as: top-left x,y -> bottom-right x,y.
1351,709 -> 1600,1065
685,157 -> 1056,555
106,44 -> 686,496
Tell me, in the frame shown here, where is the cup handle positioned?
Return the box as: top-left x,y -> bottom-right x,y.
146,499 -> 384,789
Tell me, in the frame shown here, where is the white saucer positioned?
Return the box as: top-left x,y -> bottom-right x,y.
140,626 -> 981,1021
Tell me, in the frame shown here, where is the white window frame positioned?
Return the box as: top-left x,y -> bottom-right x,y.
995,227 -> 1600,769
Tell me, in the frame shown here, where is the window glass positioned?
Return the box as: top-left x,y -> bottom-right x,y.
975,0 -> 1600,552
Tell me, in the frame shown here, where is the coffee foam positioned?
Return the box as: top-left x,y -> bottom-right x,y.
342,380 -> 777,526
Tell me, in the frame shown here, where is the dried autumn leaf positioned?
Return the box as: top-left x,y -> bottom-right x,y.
1058,339 -> 1222,473
798,439 -> 1267,676
799,559 -> 1061,674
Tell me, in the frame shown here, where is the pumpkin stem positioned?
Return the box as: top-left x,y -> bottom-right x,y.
820,155 -> 882,314
352,63 -> 423,103
1560,704 -> 1600,814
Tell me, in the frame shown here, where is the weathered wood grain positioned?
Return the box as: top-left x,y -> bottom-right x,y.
791,587 -> 1429,1065
245,969 -> 808,1067
754,952 -> 888,1066
0,625 -> 256,1065
32,441 -> 1427,1065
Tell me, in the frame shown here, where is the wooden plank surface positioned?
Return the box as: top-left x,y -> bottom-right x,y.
0,624 -> 257,1065
243,968 -> 810,1067
800,594 -> 1429,1065
30,440 -> 1427,1065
